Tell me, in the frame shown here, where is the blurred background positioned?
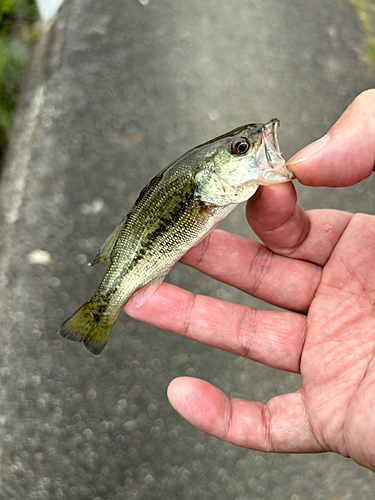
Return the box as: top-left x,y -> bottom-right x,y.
1,0 -> 375,498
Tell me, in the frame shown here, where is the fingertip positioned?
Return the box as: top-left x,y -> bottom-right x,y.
251,185 -> 264,200
287,135 -> 330,168
246,182 -> 297,231
287,91 -> 375,187
246,182 -> 309,254
167,377 -> 229,436
167,376 -> 219,410
167,376 -> 192,410
286,135 -> 330,186
123,282 -> 186,326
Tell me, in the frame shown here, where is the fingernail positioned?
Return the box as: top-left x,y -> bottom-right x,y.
252,186 -> 264,200
287,134 -> 329,166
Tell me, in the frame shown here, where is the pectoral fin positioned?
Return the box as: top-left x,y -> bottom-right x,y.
89,219 -> 125,266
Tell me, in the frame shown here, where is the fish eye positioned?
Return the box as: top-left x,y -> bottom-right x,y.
232,138 -> 250,155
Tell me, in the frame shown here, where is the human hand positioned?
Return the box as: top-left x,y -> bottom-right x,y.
124,90 -> 375,471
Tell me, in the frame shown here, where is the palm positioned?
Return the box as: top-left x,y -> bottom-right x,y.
300,216 -> 375,466
124,206 -> 375,471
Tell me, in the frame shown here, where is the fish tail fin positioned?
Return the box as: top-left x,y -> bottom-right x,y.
59,301 -> 118,355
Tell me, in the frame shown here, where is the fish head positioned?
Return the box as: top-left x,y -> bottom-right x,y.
194,119 -> 294,206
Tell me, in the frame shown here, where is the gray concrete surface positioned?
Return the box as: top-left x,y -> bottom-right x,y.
1,0 -> 375,498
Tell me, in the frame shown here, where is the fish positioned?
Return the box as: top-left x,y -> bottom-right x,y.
59,118 -> 294,355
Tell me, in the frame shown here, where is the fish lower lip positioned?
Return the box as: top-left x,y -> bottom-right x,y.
263,168 -> 295,182
256,119 -> 295,183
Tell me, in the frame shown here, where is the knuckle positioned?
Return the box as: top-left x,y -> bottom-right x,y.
262,403 -> 275,452
183,292 -> 197,337
222,398 -> 233,442
194,231 -> 213,267
234,306 -> 257,359
246,245 -> 273,295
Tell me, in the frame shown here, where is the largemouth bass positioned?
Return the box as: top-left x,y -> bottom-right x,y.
59,119 -> 293,355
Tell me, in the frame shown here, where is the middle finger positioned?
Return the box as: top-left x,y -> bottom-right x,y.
181,229 -> 321,314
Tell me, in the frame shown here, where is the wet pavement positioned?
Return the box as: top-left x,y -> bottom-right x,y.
1,0 -> 375,498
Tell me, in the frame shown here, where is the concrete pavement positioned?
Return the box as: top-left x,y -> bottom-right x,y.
1,0 -> 375,498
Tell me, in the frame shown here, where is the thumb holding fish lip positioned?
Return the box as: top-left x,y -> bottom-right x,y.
287,89 -> 375,187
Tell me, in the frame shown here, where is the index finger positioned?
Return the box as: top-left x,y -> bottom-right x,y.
245,182 -> 352,262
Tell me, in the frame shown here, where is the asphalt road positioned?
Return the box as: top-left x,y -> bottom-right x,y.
1,0 -> 375,498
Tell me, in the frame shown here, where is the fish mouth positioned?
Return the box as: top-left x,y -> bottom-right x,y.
257,119 -> 295,184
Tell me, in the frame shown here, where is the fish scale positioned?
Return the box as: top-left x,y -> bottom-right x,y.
59,119 -> 294,355
98,169 -> 234,313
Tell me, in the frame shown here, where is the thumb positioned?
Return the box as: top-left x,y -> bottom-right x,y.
287,90 -> 375,187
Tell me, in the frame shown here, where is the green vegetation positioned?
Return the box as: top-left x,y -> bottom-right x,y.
0,0 -> 38,166
350,0 -> 375,64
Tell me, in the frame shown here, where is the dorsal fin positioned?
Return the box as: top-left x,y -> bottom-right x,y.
89,219 -> 125,266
